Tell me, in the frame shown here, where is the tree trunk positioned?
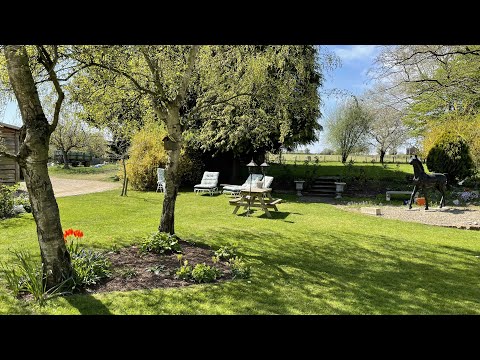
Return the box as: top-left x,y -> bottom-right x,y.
341,153 -> 348,163
379,149 -> 386,165
159,107 -> 182,235
121,157 -> 127,196
61,149 -> 70,169
5,45 -> 72,289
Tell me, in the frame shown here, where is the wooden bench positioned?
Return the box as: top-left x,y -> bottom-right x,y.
386,191 -> 412,201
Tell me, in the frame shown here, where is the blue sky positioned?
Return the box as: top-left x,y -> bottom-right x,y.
310,44 -> 380,153
1,45 -> 380,153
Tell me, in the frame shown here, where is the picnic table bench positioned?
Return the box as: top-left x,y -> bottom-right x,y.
229,188 -> 282,218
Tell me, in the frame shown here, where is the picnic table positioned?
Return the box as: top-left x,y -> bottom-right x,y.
229,187 -> 282,218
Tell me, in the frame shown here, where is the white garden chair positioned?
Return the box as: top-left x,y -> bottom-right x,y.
193,171 -> 220,196
156,168 -> 166,193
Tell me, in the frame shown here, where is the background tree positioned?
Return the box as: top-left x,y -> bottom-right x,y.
363,91 -> 408,164
371,45 -> 480,171
71,45 -> 331,234
69,73 -> 149,196
48,99 -> 108,169
326,97 -> 372,163
0,45 -> 72,289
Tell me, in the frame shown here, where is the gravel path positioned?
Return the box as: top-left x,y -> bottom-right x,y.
336,204 -> 480,230
20,177 -> 121,197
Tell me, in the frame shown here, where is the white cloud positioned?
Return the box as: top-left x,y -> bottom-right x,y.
334,45 -> 378,62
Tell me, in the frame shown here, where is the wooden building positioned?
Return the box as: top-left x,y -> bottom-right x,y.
0,122 -> 21,185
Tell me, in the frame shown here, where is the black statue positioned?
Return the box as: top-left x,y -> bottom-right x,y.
408,155 -> 447,210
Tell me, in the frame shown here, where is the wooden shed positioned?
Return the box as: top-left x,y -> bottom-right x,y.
0,122 -> 21,185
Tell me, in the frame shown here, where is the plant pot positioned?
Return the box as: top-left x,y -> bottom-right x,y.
294,180 -> 305,196
334,182 -> 346,199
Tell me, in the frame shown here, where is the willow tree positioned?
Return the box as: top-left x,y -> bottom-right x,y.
71,45 -> 328,234
326,97 -> 372,163
184,45 -> 325,157
0,45 -> 72,289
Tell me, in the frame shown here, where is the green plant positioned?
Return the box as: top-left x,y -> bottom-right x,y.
0,184 -> 18,219
71,249 -> 111,287
191,263 -> 221,283
426,131 -> 475,185
140,231 -> 182,255
148,264 -> 166,275
63,228 -> 111,288
214,243 -> 238,261
125,122 -> 204,190
0,250 -> 68,305
119,267 -> 137,279
228,256 -> 251,279
14,193 -> 31,213
175,260 -> 192,280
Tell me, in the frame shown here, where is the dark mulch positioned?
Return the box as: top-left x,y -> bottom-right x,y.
84,240 -> 232,294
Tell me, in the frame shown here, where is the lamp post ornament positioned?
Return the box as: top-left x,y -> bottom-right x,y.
246,159 -> 258,216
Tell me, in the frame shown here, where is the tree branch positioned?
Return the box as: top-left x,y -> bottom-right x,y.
35,45 -> 65,134
174,45 -> 200,107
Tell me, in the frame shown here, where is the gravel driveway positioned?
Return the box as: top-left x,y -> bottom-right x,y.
20,177 -> 121,197
336,204 -> 480,230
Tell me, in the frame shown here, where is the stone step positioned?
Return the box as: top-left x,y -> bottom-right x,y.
308,190 -> 336,195
315,176 -> 340,181
311,184 -> 336,189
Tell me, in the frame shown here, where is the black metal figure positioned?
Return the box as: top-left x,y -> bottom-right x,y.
408,155 -> 447,210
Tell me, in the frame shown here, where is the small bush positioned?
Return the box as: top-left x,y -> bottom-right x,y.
228,257 -> 251,279
125,122 -> 204,190
14,193 -> 31,213
140,232 -> 182,255
191,263 -> 221,283
214,244 -> 238,261
71,249 -> 111,287
426,131 -> 475,184
0,184 -> 17,219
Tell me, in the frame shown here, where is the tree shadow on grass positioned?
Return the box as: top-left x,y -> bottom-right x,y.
235,210 -> 293,221
64,293 -> 112,315
199,226 -> 480,314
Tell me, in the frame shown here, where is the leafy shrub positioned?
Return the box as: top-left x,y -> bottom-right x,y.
125,122 -> 205,190
125,123 -> 168,191
71,249 -> 111,287
191,263 -> 221,283
228,257 -> 251,279
214,243 -> 238,261
0,184 -> 17,219
426,131 -> 475,184
140,232 -> 182,255
14,193 -> 31,213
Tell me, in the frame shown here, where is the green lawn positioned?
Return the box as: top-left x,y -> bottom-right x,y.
1,189 -> 480,314
47,163 -> 120,182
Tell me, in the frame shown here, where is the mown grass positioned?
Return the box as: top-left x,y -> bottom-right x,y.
47,163 -> 120,182
1,189 -> 480,314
